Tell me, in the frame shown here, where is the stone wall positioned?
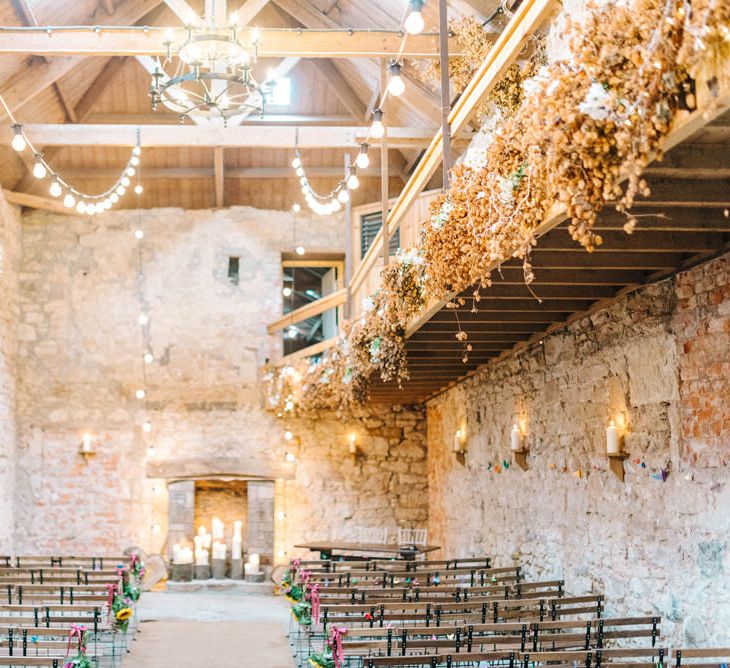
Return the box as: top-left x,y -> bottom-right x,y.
427,251 -> 730,645
0,192 -> 20,553
12,205 -> 429,559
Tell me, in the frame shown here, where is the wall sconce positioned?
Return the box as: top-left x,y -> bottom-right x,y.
510,421 -> 529,471
79,433 -> 97,462
606,413 -> 629,482
453,427 -> 466,454
284,452 -> 296,463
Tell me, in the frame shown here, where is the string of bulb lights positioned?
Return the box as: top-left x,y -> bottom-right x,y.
1,92 -> 143,215
292,0 -> 425,216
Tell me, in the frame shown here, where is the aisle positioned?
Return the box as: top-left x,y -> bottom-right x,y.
127,591 -> 294,668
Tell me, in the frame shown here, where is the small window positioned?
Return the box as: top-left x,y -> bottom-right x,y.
228,256 -> 240,285
360,211 -> 399,259
269,77 -> 292,106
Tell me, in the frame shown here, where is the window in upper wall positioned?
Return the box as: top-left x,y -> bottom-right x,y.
360,211 -> 400,259
269,77 -> 292,106
281,261 -> 342,356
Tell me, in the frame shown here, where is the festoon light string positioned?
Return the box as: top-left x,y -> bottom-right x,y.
291,0 -> 423,215
1,91 -> 143,214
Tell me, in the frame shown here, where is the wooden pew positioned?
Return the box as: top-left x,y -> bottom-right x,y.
672,648 -> 730,668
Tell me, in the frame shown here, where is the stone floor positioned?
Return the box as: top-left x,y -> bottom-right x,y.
127,590 -> 294,667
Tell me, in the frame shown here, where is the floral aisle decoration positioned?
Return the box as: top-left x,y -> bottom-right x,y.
129,553 -> 145,582
263,0 -> 728,415
63,625 -> 92,668
106,583 -> 134,633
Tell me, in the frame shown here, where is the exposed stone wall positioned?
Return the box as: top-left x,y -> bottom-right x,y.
427,252 -> 730,645
193,480 -> 248,543
13,206 -> 429,559
0,192 -> 20,553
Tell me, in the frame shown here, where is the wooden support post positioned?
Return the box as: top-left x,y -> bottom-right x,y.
214,146 -> 225,208
380,59 -> 390,268
438,0 -> 452,186
344,152 -> 353,321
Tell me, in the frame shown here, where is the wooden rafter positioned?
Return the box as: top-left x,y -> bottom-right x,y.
213,146 -> 225,207
61,166 -> 407,179
2,124 -> 463,148
307,59 -> 367,122
0,28 -> 461,59
234,0 -> 271,26
163,0 -> 198,24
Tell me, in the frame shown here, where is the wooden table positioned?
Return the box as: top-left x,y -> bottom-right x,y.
294,541 -> 440,561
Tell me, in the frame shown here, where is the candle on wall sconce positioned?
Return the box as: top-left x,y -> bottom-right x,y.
606,413 -> 629,482
285,452 -> 296,463
348,433 -> 358,455
510,421 -> 529,470
79,433 -> 97,461
606,421 -> 621,454
510,424 -> 523,452
453,427 -> 466,453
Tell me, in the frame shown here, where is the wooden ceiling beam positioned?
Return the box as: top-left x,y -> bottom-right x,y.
163,0 -> 199,24
0,0 -> 163,122
83,112 -> 358,125
530,230 -> 728,253
61,166 -> 405,179
0,27 -> 459,58
2,189 -> 73,214
3,124 -> 446,148
235,0 -> 271,26
525,250 -> 688,269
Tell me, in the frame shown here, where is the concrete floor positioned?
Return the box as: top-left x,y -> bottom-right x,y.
127,590 -> 295,667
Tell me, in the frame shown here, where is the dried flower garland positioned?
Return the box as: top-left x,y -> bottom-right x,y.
417,16 -> 547,119
264,0 -> 727,415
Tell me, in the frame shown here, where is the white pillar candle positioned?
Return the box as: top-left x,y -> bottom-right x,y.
81,434 -> 92,453
453,429 -> 463,453
511,424 -> 522,452
249,553 -> 260,571
606,421 -> 620,454
231,538 -> 242,559
195,548 -> 209,566
233,520 -> 243,540
212,541 -> 227,560
173,544 -> 181,563
349,434 -> 357,454
179,547 -> 193,565
212,517 -> 224,541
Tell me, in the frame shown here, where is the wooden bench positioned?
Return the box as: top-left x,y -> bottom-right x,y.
672,648 -> 730,668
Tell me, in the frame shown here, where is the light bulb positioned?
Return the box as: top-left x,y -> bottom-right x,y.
291,156 -> 302,169
138,313 -> 149,326
285,452 -> 296,463
130,156 -> 140,166
388,62 -> 406,97
110,193 -> 119,204
282,286 -> 293,297
121,176 -> 131,187
134,229 -> 144,239
33,154 -> 47,179
295,167 -> 304,177
295,245 -> 305,256
142,421 -> 152,433
338,189 -> 350,204
371,110 -> 385,139
116,186 -> 126,196
11,125 -> 26,152
132,146 -> 142,156
299,176 -> 307,186
127,167 -> 136,177
300,185 -> 308,195
134,184 -> 144,195
76,201 -> 87,214
135,389 -> 146,399
292,203 -> 301,213
356,144 -> 370,169
330,199 -> 342,212
404,1 -> 426,34
347,173 -> 360,190
49,180 -> 62,198
103,198 -> 112,209
284,430 -> 293,441
63,193 -> 76,208
144,352 -> 154,364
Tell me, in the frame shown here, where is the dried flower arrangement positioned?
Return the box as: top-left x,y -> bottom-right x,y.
264,0 -> 728,415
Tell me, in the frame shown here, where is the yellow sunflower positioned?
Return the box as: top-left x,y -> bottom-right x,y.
115,607 -> 133,621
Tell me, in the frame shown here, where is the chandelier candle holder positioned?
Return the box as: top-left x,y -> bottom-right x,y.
150,20 -> 268,124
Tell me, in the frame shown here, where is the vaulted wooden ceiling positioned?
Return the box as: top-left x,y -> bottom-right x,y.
0,0 -> 497,211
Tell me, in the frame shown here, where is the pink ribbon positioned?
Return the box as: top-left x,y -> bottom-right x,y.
65,624 -> 86,658
106,583 -> 118,618
300,569 -> 312,587
329,626 -> 348,668
291,558 -> 302,577
308,583 -> 321,625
